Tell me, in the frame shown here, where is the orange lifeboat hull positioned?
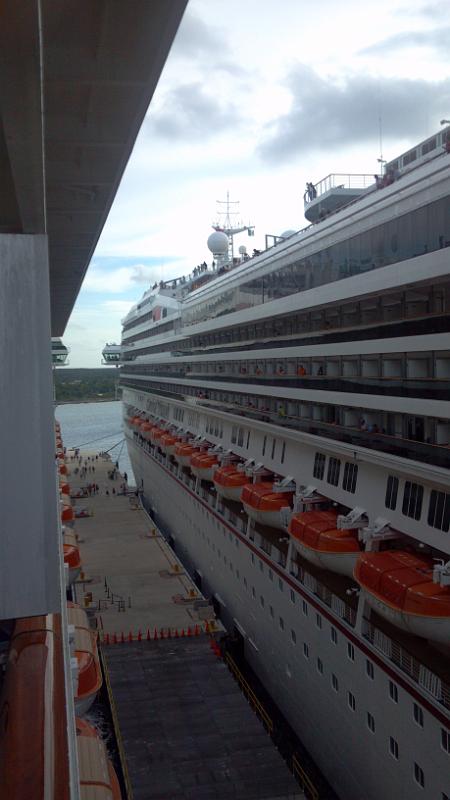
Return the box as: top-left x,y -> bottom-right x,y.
241,483 -> 293,530
190,453 -> 219,482
289,511 -> 361,577
160,433 -> 179,454
68,605 -> 103,714
76,718 -> 122,799
213,466 -> 248,501
354,551 -> 450,644
175,443 -> 200,466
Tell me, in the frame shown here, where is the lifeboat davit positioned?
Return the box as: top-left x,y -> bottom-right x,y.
288,510 -> 361,577
76,718 -> 122,799
159,432 -> 180,455
354,551 -> 450,644
213,465 -> 248,501
241,483 -> 293,529
67,604 -> 102,714
174,442 -> 201,466
63,529 -> 81,583
190,452 -> 219,482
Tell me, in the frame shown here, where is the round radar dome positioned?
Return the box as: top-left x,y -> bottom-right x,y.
207,231 -> 229,254
238,245 -> 247,254
280,230 -> 296,239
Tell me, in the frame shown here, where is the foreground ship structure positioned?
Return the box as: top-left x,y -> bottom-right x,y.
121,130 -> 450,800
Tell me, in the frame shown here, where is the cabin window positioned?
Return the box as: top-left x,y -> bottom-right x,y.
331,627 -> 338,644
279,616 -> 285,630
281,441 -> 286,463
441,728 -> 450,753
271,438 -> 276,459
389,681 -> 398,702
313,452 -> 326,480
237,427 -> 244,447
332,674 -> 339,692
316,613 -> 322,629
327,457 -> 341,486
303,643 -> 309,658
385,475 -> 399,510
347,643 -> 355,661
348,692 -> 356,711
389,737 -> 399,759
413,763 -> 425,788
428,491 -> 450,533
231,426 -> 237,444
402,482 -> 424,520
291,629 -> 297,644
403,148 -> 417,165
367,713 -> 375,733
366,660 -> 374,680
317,658 -> 324,675
269,605 -> 274,618
422,137 -> 436,155
302,600 -> 308,616
246,431 -> 251,449
290,589 -> 295,604
262,435 -> 267,456
413,704 -> 424,728
342,462 -> 358,493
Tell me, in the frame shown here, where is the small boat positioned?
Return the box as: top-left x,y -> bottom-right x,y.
140,421 -> 155,440
159,432 -> 181,454
67,604 -> 103,714
61,504 -> 75,523
76,718 -> 122,799
289,510 -> 361,577
213,465 -> 248,501
59,480 -> 71,495
354,550 -> 450,644
190,452 -> 219,482
241,482 -> 294,529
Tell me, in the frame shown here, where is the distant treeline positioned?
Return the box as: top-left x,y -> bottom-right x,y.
54,368 -> 120,402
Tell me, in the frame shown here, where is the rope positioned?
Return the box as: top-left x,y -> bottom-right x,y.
70,431 -> 123,448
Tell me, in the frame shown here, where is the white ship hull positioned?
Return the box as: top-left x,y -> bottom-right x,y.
127,435 -> 450,800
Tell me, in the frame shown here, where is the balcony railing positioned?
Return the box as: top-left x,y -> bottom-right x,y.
304,173 -> 374,205
362,619 -> 450,711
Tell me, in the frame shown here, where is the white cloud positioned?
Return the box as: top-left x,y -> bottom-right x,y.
83,264 -> 161,294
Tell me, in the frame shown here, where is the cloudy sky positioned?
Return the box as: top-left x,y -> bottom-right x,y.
65,0 -> 450,367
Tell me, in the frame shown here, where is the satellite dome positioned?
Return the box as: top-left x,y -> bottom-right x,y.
238,245 -> 247,255
207,231 -> 229,255
280,230 -> 296,239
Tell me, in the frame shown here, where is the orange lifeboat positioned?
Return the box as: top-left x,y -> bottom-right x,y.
190,452 -> 219,482
289,510 -> 361,577
160,432 -> 180,455
150,426 -> 166,445
354,551 -> 450,644
76,718 -> 122,799
63,529 -> 81,583
241,483 -> 294,529
140,421 -> 155,440
58,462 -> 68,476
213,465 -> 248,501
174,442 -> 201,466
67,604 -> 103,714
0,615 -> 70,799
61,504 -> 75,523
59,480 -> 71,495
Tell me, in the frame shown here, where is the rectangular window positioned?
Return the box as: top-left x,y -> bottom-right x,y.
279,617 -> 285,630
366,660 -> 374,680
367,713 -> 375,733
231,426 -> 237,445
260,595 -> 265,607
441,728 -> 450,753
385,475 -> 399,510
313,452 -> 326,480
268,569 -> 273,581
246,431 -> 251,449
271,438 -> 276,459
389,737 -> 399,759
413,763 -> 425,788
252,586 -> 255,598
262,435 -> 267,456
278,578 -> 284,592
331,627 -> 338,644
413,704 -> 424,727
237,427 -> 244,447
331,674 -> 339,692
291,629 -> 297,644
327,457 -> 341,486
302,600 -> 308,616
347,643 -> 355,661
269,605 -> 274,618
317,658 -> 324,675
428,491 -> 450,532
343,462 -> 358,493
348,692 -> 356,711
303,642 -> 309,658
290,589 -> 295,604
389,681 -> 398,703
251,553 -> 255,564
281,442 -> 286,463
316,613 -> 322,629
259,560 -> 264,572
402,481 -> 424,520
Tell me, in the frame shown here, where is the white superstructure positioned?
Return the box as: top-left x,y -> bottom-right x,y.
121,131 -> 450,800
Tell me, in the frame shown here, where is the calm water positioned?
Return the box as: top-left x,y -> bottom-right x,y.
55,400 -> 135,486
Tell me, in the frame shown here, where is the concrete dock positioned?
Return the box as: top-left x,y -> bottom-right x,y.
66,450 -> 304,800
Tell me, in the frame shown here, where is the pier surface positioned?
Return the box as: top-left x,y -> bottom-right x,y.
68,450 -> 303,799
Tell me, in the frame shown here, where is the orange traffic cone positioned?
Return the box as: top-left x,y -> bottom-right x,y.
128,631 -> 133,642
187,627 -> 192,637
153,627 -> 158,640
146,628 -> 151,641
138,630 -> 142,641
120,632 -> 125,643
113,633 -> 117,644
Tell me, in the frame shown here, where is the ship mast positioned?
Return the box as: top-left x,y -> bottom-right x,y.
212,191 -> 254,261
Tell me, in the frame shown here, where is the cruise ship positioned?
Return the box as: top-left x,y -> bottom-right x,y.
121,130 -> 450,800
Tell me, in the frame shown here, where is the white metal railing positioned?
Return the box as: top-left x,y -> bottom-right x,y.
304,173 -> 374,205
362,619 -> 450,710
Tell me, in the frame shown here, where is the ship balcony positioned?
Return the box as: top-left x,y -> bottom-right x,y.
304,173 -> 375,223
